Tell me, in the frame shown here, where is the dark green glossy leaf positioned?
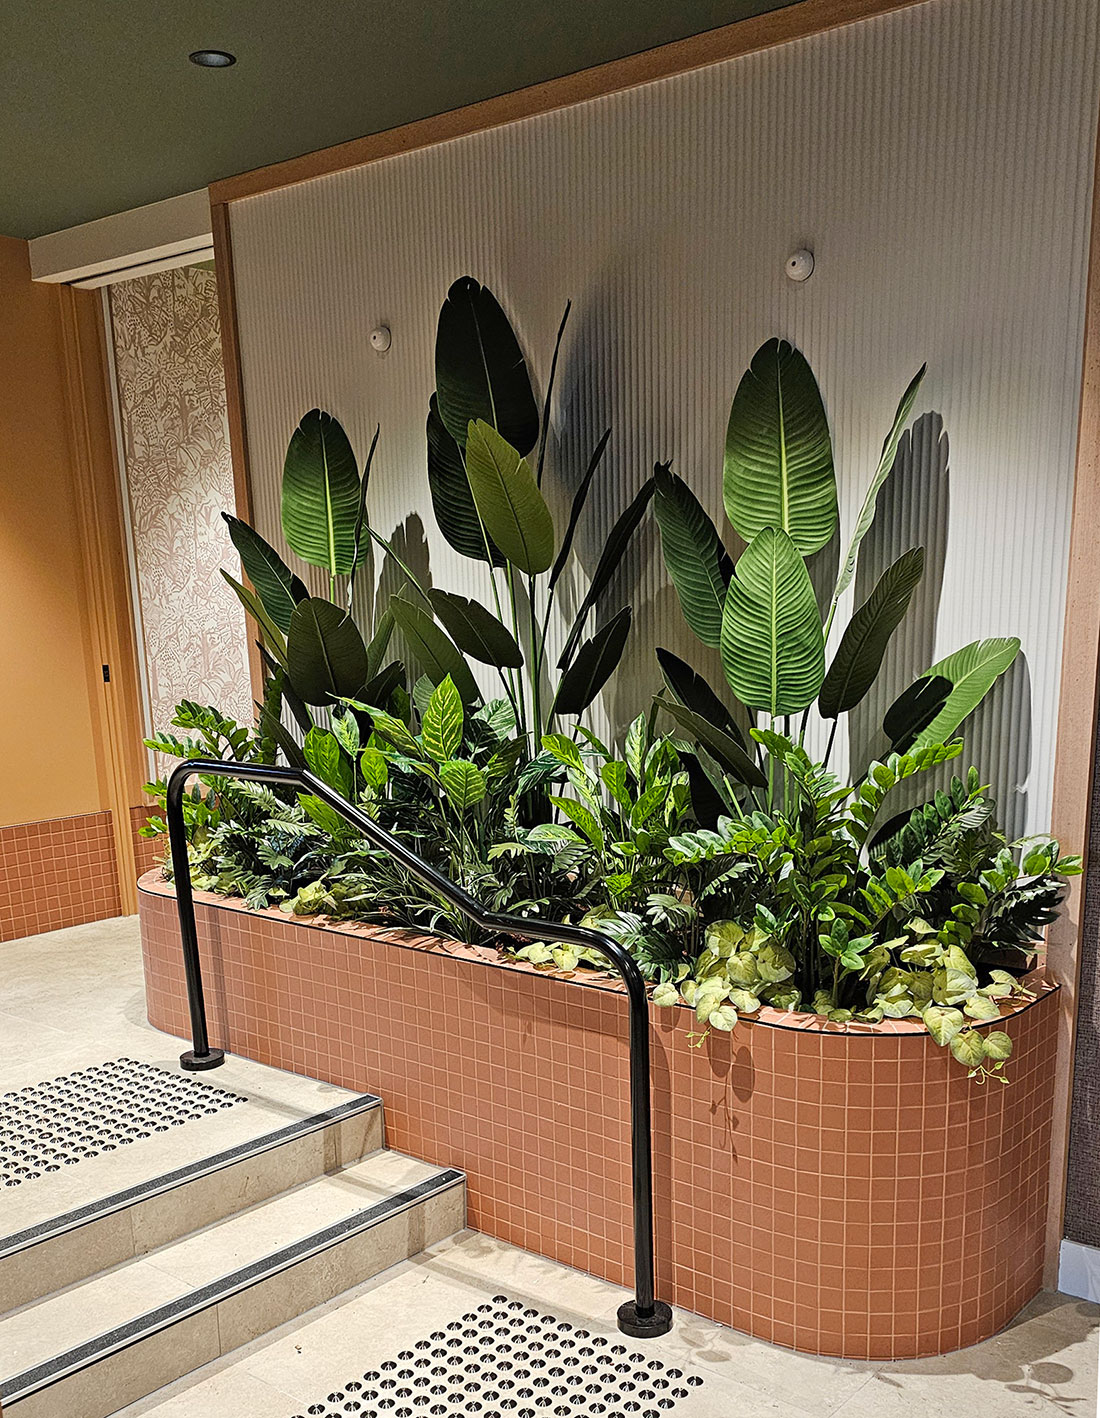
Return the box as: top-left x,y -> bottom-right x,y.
426,394 -> 505,566
558,477 -> 655,669
222,513 -> 308,633
653,465 -> 733,648
364,607 -> 395,682
819,547 -> 925,719
221,570 -> 287,665
285,597 -> 368,706
256,700 -> 307,769
427,588 -> 523,668
390,594 -> 482,705
434,276 -> 539,454
724,338 -> 837,555
281,409 -> 364,576
257,643 -> 312,733
883,673 -> 952,751
655,647 -> 745,746
915,638 -> 1021,748
656,697 -> 767,790
551,607 -> 632,717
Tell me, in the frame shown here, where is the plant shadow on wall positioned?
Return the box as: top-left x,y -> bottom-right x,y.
143,277 -> 1077,1084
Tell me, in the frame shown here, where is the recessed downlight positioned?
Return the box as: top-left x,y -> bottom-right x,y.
189,49 -> 236,68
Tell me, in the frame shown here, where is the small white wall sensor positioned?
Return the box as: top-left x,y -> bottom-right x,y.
370,325 -> 392,354
785,249 -> 815,282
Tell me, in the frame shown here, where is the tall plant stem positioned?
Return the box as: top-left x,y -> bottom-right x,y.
823,718 -> 840,770
528,572 -> 543,740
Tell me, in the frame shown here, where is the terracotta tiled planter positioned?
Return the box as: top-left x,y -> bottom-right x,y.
138,871 -> 1058,1360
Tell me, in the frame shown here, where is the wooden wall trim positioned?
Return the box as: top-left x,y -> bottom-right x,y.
1043,91 -> 1100,1285
209,0 -> 928,206
210,199 -> 264,700
57,285 -> 147,914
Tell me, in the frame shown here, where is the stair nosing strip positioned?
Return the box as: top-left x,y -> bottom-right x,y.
0,1092 -> 382,1259
1,1165 -> 464,1405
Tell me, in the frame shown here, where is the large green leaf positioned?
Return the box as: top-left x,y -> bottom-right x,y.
558,477 -> 655,669
656,697 -> 766,789
723,339 -> 837,556
364,607 -> 395,681
721,527 -> 826,716
434,276 -> 539,455
422,675 -> 464,763
221,570 -> 287,665
914,638 -> 1020,747
832,364 -> 926,604
222,513 -> 308,633
655,647 -> 745,745
653,464 -> 734,649
285,597 -> 369,706
551,607 -> 632,717
390,594 -> 481,705
426,395 -> 505,566
282,409 -> 364,577
427,588 -> 523,668
883,673 -> 952,751
549,428 -> 610,589
818,547 -> 925,719
464,420 -> 555,575
303,726 -> 354,798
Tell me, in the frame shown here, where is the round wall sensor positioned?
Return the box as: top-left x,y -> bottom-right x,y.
370,325 -> 392,354
785,249 -> 815,282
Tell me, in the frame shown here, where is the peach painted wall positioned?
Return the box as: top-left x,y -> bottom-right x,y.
0,236 -> 104,827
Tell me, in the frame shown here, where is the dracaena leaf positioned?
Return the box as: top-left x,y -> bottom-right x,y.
552,607 -> 632,717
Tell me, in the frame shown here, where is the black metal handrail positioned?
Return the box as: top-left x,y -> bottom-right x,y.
165,758 -> 673,1338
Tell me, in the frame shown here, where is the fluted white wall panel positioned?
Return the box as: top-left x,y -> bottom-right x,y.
229,0 -> 1099,832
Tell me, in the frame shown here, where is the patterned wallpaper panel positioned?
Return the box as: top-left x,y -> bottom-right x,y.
108,265 -> 252,766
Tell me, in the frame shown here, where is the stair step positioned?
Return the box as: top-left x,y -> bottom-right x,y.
0,1151 -> 465,1418
0,1092 -> 382,1309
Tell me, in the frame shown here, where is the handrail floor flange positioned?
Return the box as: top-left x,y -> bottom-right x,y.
165,757 -> 673,1338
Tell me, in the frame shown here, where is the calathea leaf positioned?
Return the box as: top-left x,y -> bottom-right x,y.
653,465 -> 733,648
914,638 -> 1020,748
222,571 -> 287,665
285,597 -> 369,706
389,593 -> 482,705
723,338 -> 837,555
549,428 -> 611,589
303,726 -> 354,798
832,364 -> 926,605
439,759 -> 487,814
222,513 -> 308,633
426,395 -> 505,566
281,409 -> 364,576
464,420 -> 555,575
818,546 -> 925,719
422,675 -> 464,763
721,527 -> 826,717
551,607 -> 633,717
655,647 -> 746,746
882,673 -> 952,751
656,696 -> 767,790
427,588 -> 523,667
558,477 -> 655,669
434,276 -> 539,455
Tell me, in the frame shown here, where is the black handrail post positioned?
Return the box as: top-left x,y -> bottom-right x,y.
165,763 -> 226,1071
163,758 -> 672,1337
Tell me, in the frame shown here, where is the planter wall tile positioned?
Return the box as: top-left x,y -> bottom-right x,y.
139,873 -> 1058,1360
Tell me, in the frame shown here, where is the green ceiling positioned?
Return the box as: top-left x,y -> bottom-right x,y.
1,0 -> 795,239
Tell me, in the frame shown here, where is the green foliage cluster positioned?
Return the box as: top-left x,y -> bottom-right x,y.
143,277 -> 1079,1082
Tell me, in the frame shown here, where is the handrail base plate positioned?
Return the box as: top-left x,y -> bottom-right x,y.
617,1299 -> 673,1338
180,1048 -> 226,1071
